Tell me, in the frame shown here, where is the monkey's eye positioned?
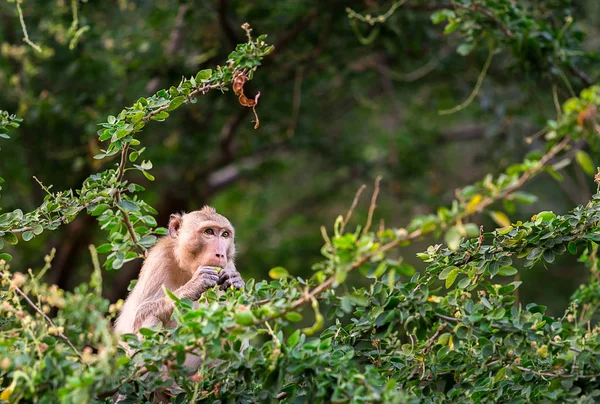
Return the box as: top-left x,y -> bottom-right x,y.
204,228 -> 215,235
222,231 -> 230,238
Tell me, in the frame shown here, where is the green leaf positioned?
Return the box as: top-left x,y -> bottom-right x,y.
494,367 -> 506,383
138,235 -> 157,249
142,171 -> 155,181
285,312 -> 303,322
163,287 -> 181,303
444,20 -> 461,34
150,111 -> 169,121
195,69 -> 213,82
568,241 -> 577,254
512,191 -> 538,204
498,266 -> 518,276
117,200 -> 141,212
445,268 -> 458,289
268,266 -> 289,279
235,310 -> 255,326
33,225 -> 43,236
439,266 -> 458,280
129,151 -> 139,162
457,277 -> 471,289
445,226 -> 461,251
96,243 -> 113,253
22,231 -> 34,241
457,42 -> 474,56
287,329 -> 301,348
576,150 -> 595,176
2,232 -> 18,245
543,249 -> 555,263
430,9 -> 454,24
91,204 -> 111,216
0,253 -> 12,262
167,96 -> 186,111
491,211 -> 511,228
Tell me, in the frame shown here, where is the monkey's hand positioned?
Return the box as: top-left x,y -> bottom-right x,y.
218,269 -> 245,291
188,266 -> 220,299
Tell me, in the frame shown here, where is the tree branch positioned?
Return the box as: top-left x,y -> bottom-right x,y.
13,285 -> 82,360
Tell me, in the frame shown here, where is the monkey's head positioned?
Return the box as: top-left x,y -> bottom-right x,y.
168,206 -> 236,272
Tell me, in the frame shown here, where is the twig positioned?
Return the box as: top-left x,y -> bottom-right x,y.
466,136 -> 571,215
13,286 -> 82,360
115,143 -> 130,184
439,44 -> 494,115
568,65 -> 592,87
362,176 -> 382,235
346,0 -> 409,25
423,323 -> 447,354
435,313 -> 461,322
515,365 -> 600,379
112,143 -> 141,247
15,1 -> 41,52
343,184 -> 366,233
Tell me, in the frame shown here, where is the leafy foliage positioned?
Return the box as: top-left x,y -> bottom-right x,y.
1,1 -> 600,403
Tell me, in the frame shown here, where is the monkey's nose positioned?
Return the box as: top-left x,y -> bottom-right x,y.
215,253 -> 224,258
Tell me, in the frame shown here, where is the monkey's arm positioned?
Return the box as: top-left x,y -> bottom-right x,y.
133,266 -> 219,331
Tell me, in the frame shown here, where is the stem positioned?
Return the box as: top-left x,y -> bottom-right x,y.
15,1 -> 42,52
13,286 -> 82,360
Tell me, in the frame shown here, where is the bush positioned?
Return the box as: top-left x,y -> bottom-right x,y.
1,2 -> 600,403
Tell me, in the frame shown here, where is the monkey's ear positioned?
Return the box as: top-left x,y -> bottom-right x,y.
168,214 -> 183,238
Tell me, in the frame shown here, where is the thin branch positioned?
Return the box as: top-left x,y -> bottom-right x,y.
115,143 -> 130,184
466,136 -> 571,215
423,323 -> 447,354
439,44 -> 494,115
515,365 -> 600,380
15,1 -> 41,52
362,176 -> 382,235
13,286 -> 82,360
435,313 -> 461,322
568,65 -> 592,87
112,143 -> 141,247
346,0 -> 409,26
343,184 -> 367,232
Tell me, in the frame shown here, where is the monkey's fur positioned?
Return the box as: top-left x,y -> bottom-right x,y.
114,206 -> 244,334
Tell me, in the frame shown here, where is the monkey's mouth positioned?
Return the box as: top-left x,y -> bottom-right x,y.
204,259 -> 227,268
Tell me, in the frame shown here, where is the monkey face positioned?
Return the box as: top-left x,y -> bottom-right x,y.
168,208 -> 236,272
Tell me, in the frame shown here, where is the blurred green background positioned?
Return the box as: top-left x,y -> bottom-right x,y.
0,0 -> 598,316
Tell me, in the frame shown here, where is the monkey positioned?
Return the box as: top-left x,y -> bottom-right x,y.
114,206 -> 245,335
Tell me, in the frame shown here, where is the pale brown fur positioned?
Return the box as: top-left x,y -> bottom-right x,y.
114,206 -> 243,335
